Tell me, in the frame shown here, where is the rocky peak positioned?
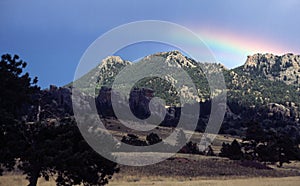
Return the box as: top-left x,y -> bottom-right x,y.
243,53 -> 300,86
146,50 -> 197,68
98,56 -> 131,70
244,53 -> 276,68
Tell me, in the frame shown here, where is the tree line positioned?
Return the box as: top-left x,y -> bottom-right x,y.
220,121 -> 300,167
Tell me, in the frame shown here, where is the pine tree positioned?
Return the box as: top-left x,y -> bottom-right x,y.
146,132 -> 162,145
0,54 -> 119,185
219,140 -> 243,160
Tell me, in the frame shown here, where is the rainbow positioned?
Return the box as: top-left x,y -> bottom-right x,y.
187,26 -> 298,68
111,22 -> 298,69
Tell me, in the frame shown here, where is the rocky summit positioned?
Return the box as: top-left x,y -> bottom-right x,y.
243,53 -> 300,87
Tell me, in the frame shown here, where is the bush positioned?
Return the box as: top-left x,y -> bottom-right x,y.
121,134 -> 147,146
219,140 -> 244,160
146,133 -> 162,145
179,141 -> 203,155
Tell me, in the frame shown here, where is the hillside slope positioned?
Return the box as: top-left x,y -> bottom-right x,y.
68,51 -> 300,138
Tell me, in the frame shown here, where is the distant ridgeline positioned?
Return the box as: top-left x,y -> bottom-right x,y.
33,51 -> 300,140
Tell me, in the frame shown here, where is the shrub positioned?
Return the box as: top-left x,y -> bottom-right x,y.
146,133 -> 162,145
219,140 -> 244,160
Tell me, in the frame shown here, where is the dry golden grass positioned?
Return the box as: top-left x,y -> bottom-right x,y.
108,176 -> 300,186
107,152 -> 300,186
0,174 -> 55,186
1,155 -> 300,185
1,175 -> 300,186
111,153 -> 299,180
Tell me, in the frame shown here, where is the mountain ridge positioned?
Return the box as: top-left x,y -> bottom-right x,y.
71,51 -> 300,108
57,51 -> 300,139
96,51 -> 300,73
100,51 -> 299,116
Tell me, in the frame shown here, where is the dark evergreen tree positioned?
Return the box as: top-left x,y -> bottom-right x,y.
121,134 -> 147,146
274,133 -> 300,167
0,54 -> 39,175
0,54 -> 119,186
146,132 -> 162,145
206,145 -> 215,156
245,121 -> 266,143
179,141 -> 202,155
244,121 -> 300,167
229,139 -> 244,160
50,120 -> 119,186
219,142 -> 230,158
219,140 -> 243,160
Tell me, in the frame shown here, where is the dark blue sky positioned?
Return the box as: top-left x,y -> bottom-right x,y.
1,0 -> 299,88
